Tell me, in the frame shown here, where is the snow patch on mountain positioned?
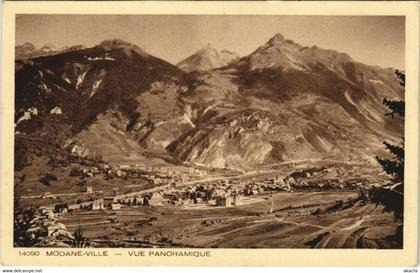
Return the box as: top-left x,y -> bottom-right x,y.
369,79 -> 384,84
344,91 -> 358,109
76,71 -> 87,89
345,91 -> 384,124
40,44 -> 57,52
203,105 -> 216,115
90,79 -> 103,97
50,106 -> 62,115
16,107 -> 38,125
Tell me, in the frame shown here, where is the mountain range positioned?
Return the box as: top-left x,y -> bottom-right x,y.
15,34 -> 403,170
15,42 -> 86,60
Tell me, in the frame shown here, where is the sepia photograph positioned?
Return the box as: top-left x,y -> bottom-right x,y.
12,14 -> 408,249
1,1 -> 419,267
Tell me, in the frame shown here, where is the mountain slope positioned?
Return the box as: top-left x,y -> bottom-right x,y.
177,44 -> 239,72
15,35 -> 403,170
168,34 -> 403,169
16,41 -> 207,164
15,39 -> 185,129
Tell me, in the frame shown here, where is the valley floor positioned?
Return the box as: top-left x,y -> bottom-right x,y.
59,191 -> 402,248
14,156 -> 401,249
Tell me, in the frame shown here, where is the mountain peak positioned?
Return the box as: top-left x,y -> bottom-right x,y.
177,45 -> 239,72
95,39 -> 149,58
264,33 -> 305,50
268,33 -> 286,44
16,43 -> 37,59
204,43 -> 213,49
20,42 -> 36,49
98,39 -> 130,46
239,32 -> 354,72
96,39 -> 140,51
198,43 -> 217,54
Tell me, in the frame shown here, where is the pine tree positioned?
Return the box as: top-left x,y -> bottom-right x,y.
72,225 -> 89,247
371,69 -> 405,221
376,69 -> 405,190
14,204 -> 42,247
14,175 -> 42,247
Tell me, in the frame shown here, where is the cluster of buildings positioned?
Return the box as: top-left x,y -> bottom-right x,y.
43,167 -> 340,216
51,190 -> 166,213
39,163 -> 379,228
80,166 -> 101,178
215,194 -> 241,207
283,165 -> 374,191
94,164 -> 208,187
148,174 -> 291,208
135,165 -> 208,186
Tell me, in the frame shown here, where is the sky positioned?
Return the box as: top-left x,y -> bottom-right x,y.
16,15 -> 405,68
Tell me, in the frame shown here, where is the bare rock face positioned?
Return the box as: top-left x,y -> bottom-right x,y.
15,34 -> 403,170
168,111 -> 276,169
177,44 -> 240,72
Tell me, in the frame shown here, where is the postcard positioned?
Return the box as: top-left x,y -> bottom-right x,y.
1,0 -> 419,266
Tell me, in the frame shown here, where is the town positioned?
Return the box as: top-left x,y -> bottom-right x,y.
17,158 -> 389,248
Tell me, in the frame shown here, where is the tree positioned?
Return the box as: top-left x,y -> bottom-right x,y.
372,69 -> 405,220
377,69 -> 405,188
383,69 -> 405,119
376,69 -> 404,188
14,204 -> 42,247
72,225 -> 89,248
14,176 -> 43,247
